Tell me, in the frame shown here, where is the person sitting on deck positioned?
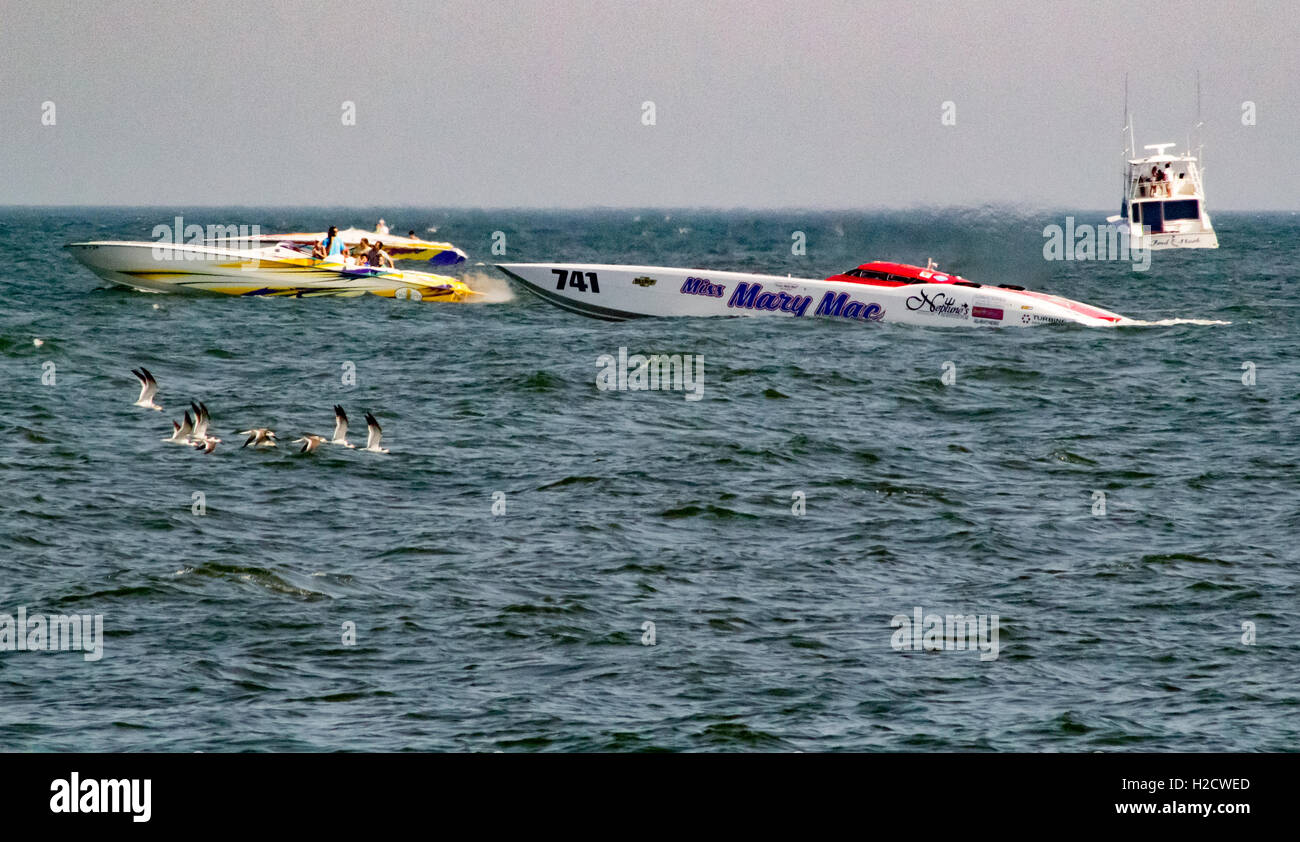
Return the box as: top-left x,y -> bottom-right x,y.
366,241 -> 395,269
349,238 -> 372,264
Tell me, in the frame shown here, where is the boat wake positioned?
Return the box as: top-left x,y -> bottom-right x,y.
1121,317 -> 1231,327
462,269 -> 515,303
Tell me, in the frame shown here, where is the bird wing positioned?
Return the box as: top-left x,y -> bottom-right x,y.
133,369 -> 157,403
190,403 -> 208,438
140,368 -> 159,401
333,405 -> 348,441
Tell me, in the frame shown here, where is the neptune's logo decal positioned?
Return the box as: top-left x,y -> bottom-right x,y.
905,289 -> 968,319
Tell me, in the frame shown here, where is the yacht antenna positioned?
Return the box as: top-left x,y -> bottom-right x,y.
1191,70 -> 1205,185
1122,72 -> 1134,158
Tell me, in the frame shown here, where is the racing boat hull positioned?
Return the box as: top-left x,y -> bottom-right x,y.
67,241 -> 471,301
496,263 -> 1129,327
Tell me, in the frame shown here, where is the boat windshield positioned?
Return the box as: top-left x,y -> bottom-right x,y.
1129,199 -> 1201,228
841,268 -> 919,283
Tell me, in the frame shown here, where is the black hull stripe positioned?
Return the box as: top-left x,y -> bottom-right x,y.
497,268 -> 644,321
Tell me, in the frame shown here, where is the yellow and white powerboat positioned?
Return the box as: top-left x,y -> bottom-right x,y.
245,227 -> 468,265
66,240 -> 473,302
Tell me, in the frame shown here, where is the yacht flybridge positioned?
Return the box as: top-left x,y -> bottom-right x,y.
1118,142 -> 1218,250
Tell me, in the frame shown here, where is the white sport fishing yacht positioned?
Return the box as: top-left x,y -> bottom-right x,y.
1116,142 -> 1218,250
1109,74 -> 1218,250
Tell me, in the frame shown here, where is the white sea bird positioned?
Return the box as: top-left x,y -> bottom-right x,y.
293,434 -> 328,454
131,368 -> 163,410
238,428 -> 277,448
330,405 -> 354,448
163,411 -> 194,443
363,412 -> 389,454
190,401 -> 220,443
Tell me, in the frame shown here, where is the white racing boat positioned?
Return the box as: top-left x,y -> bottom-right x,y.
496,260 -> 1130,327
66,240 -> 472,302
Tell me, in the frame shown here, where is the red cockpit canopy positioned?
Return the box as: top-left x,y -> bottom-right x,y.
825,261 -> 977,288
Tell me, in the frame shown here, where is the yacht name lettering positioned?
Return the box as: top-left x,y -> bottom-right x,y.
813,291 -> 885,321
679,276 -> 726,297
726,282 -> 814,317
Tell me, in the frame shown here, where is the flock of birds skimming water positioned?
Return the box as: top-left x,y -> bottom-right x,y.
130,367 -> 389,455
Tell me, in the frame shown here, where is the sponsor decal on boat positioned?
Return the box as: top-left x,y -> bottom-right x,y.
679,276 -> 725,297
633,276 -> 657,287
905,289 -> 969,319
971,306 -> 1004,321
1021,312 -> 1069,325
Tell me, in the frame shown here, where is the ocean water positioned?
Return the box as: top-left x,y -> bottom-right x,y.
1,207 -> 1297,752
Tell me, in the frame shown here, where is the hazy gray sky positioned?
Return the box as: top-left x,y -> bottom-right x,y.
2,0 -> 1296,208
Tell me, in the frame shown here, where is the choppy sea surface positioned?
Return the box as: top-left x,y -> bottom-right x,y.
1,207 -> 1297,752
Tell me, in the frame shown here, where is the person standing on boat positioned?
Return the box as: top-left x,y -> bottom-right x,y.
376,219 -> 389,236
